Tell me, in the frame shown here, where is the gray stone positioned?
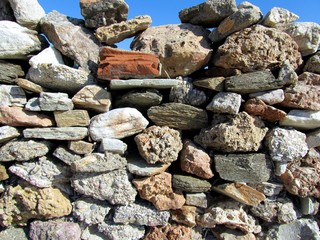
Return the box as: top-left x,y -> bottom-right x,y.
248,182 -> 284,197
98,138 -> 127,155
40,10 -> 101,72
23,127 -> 88,140
192,77 -> 225,91
214,153 -> 271,183
81,226 -> 106,240
278,60 -> 299,86
0,227 -> 28,240
0,140 -> 52,162
280,110 -> 320,130
172,174 -> 211,193
0,60 -> 24,84
72,197 -> 111,225
0,126 -> 20,144
71,152 -> 127,173
300,197 -> 319,215
90,107 -> 148,141
0,21 -> 44,59
53,146 -> 82,166
98,222 -> 145,240
307,129 -> 320,148
24,97 -> 41,111
113,201 -> 170,226
262,7 -> 299,28
249,89 -> 285,105
71,169 -> 137,205
29,46 -> 64,68
0,85 -> 26,107
209,2 -> 263,43
127,156 -> 170,176
39,92 -> 73,111
179,0 -> 237,27
0,0 -> 15,21
304,51 -> 320,74
185,193 -> 209,209
148,103 -> 208,130
27,63 -> 95,93
206,92 -> 241,114
109,79 -> 179,90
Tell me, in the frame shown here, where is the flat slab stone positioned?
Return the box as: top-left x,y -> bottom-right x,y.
53,146 -> 82,166
304,51 -> 320,74
280,110 -> 320,130
23,127 -> 88,140
249,89 -> 285,105
172,174 -> 212,193
110,79 -> 179,90
54,110 -> 90,127
127,156 -> 170,176
68,140 -> 93,155
16,78 -> 44,93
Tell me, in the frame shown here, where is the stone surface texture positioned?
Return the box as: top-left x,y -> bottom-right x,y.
0,126 -> 20,144
206,92 -> 242,114
304,51 -> 320,74
23,127 -> 88,140
0,60 -> 24,84
280,110 -> 320,130
144,224 -> 192,240
0,85 -> 26,107
262,7 -> 299,27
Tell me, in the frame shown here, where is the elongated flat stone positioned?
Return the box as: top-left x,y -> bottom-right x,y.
16,78 -> 44,93
54,110 -> 90,127
280,110 -> 320,130
110,79 -> 179,90
23,127 -> 88,140
172,175 -> 211,193
127,156 -> 170,177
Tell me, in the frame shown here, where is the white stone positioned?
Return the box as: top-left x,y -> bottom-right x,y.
98,138 -> 128,155
0,126 -> 20,144
306,128 -> 320,148
23,127 -> 88,140
89,108 -> 149,141
206,92 -> 241,114
109,79 -> 180,90
0,85 -> 26,107
274,162 -> 288,176
39,92 -> 74,111
29,47 -> 64,68
249,89 -> 285,105
280,110 -> 320,130
262,7 -> 299,28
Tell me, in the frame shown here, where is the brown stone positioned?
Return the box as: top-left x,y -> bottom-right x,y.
280,72 -> 320,110
0,164 -> 9,180
171,206 -> 197,227
144,224 -> 192,240
132,172 -> 185,211
54,110 -> 90,127
16,78 -> 44,93
97,47 -> 160,80
68,140 -> 93,155
180,140 -> 214,179
0,106 -> 54,127
192,77 -> 225,91
244,99 -> 287,122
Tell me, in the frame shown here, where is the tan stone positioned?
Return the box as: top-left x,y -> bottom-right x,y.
0,164 -> 9,180
132,172 -> 185,211
193,77 -> 225,91
68,140 -> 93,155
144,224 -> 192,240
97,47 -> 160,80
171,206 -> 197,227
0,106 -> 54,127
54,110 -> 90,127
244,99 -> 287,122
16,78 -> 44,93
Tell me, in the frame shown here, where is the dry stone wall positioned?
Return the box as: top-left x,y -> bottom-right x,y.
0,0 -> 320,239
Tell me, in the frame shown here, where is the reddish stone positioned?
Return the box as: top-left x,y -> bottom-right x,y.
97,47 -> 160,80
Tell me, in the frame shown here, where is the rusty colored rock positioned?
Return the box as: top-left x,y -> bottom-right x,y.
144,224 -> 192,240
97,47 -> 160,80
171,206 -> 197,227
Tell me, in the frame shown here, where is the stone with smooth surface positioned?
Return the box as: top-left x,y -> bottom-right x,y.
0,126 -> 20,144
0,60 -> 24,84
109,79 -> 179,90
23,127 -> 88,140
206,92 -> 241,114
0,85 -> 26,107
54,110 -> 90,127
98,138 -> 127,155
262,7 -> 299,28
127,156 -> 170,176
304,51 -> 320,74
249,89 -> 285,105
29,46 -> 64,68
172,175 -> 212,193
280,110 -> 320,130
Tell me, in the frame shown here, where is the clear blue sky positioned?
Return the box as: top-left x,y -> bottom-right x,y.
38,0 -> 320,49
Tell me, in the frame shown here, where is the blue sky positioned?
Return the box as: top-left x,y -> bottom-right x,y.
38,0 -> 319,49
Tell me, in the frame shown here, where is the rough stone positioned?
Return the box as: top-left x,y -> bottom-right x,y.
280,110 -> 320,130
244,99 -> 287,122
113,201 -> 170,226
194,112 -> 268,152
0,60 -> 24,84
278,60 -> 299,86
0,126 -> 20,144
23,127 -> 88,140
109,79 -> 179,90
127,155 -> 170,176
144,224 -> 192,240
132,172 -> 185,210
54,110 -> 90,127
192,77 -> 225,91
80,225 -> 107,240
206,92 -> 242,114
171,206 -> 197,227
89,107 -> 148,141
195,66 -> 242,78
16,78 -> 44,93
0,139 -> 51,162
248,182 -> 284,197
262,7 -> 299,28
0,164 -> 9,181
53,146 -> 82,166
40,10 -> 101,72
0,0 -> 15,21
0,21 -> 44,59
249,89 -> 285,105
71,169 -> 137,205
214,25 -> 302,72
148,103 -> 208,130
0,184 -> 72,227
38,92 -> 73,111
72,85 -> 112,113
80,0 -> 129,28
96,15 -> 152,45
180,140 -> 213,179
29,46 -> 64,68
29,220 -> 81,240
68,140 -> 93,155
134,125 -> 183,164
98,138 -> 127,155
185,193 -> 209,209
71,152 -> 127,173
300,197 -> 319,215
209,2 -> 263,43
214,153 -> 271,183
0,226 -> 28,240
212,227 -> 257,240
304,51 -> 320,74
178,0 -> 237,28
0,85 -> 26,107
98,222 -> 145,240
282,22 -> 320,56
131,24 -> 212,77
307,129 -> 320,148
172,174 -> 211,193
27,63 -> 95,93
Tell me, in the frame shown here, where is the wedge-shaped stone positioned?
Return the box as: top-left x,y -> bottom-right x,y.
29,46 -> 64,68
193,77 -> 225,91
54,110 -> 90,127
23,127 -> 88,140
127,156 -> 170,176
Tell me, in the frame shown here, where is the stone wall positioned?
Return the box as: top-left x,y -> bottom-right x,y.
0,0 -> 320,239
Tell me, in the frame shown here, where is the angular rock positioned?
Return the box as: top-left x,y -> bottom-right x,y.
192,77 -> 225,91
96,15 -> 152,45
29,220 -> 81,240
0,21 -> 44,59
249,89 -> 285,105
89,107 -> 148,141
248,182 -> 284,197
172,174 -> 211,193
0,140 -> 51,162
134,125 -> 183,164
300,197 -> 319,215
0,60 -> 24,84
29,46 -> 64,68
0,85 -> 26,107
98,138 -> 127,155
180,140 -> 214,179
98,222 -> 145,240
132,172 -> 185,210
195,112 -> 268,152
54,110 -> 90,127
80,0 -> 129,28
0,0 -> 15,21
72,85 -> 112,113
27,63 -> 95,93
16,78 -> 44,93
278,60 -> 299,86
171,206 -> 197,227
280,72 -> 320,110
262,7 -> 299,28
212,227 -> 257,240
244,99 -> 287,122
0,106 -> 54,127
179,0 -> 237,27
206,92 -> 241,114
0,164 -> 9,181
109,79 -> 179,90
24,98 -> 40,111
209,2 -> 263,43
214,153 -> 271,183
144,224 -> 192,240
214,25 -> 302,72
0,185 -> 72,227
39,92 -> 74,111
185,193 -> 209,209
71,169 -> 137,205
23,127 -> 88,140
73,197 -> 111,225
98,47 -> 160,80
53,146 -> 82,166
0,126 -> 20,144
148,103 -> 208,130
307,129 -> 320,148
68,140 -> 93,155
131,24 -> 212,77
282,22 -> 320,56
0,226 -> 28,240
280,110 -> 320,130
304,51 -> 320,74
40,10 -> 101,72
213,183 -> 266,206
71,152 -> 127,173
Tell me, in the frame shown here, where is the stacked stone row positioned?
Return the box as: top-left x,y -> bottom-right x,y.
0,0 -> 320,239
